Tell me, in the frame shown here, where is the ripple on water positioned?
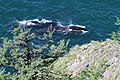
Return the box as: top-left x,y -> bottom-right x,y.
0,0 -> 120,45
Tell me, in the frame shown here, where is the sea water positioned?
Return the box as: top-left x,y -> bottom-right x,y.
0,0 -> 120,46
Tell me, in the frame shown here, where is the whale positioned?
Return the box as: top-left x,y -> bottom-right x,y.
17,19 -> 88,35
36,25 -> 88,35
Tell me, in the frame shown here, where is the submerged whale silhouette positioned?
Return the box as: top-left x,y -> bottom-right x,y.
17,19 -> 88,34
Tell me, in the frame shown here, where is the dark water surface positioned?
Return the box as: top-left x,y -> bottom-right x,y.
0,0 -> 120,46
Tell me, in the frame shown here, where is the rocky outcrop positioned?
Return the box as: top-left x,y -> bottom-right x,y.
53,39 -> 120,80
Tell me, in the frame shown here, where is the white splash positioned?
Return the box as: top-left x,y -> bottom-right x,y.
18,19 -> 53,26
19,20 -> 36,26
81,30 -> 88,34
40,19 -> 52,23
68,24 -> 86,28
57,22 -> 64,27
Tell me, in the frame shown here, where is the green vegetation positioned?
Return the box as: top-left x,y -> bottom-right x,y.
112,18 -> 120,43
0,19 -> 120,80
78,59 -> 108,80
0,27 -> 69,80
53,38 -> 120,80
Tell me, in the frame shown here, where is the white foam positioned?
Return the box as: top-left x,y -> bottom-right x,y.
68,29 -> 72,31
41,19 -> 52,23
81,30 -> 88,34
19,20 -> 28,25
32,19 -> 41,22
18,20 -> 36,26
68,24 -> 86,28
18,18 -> 42,26
68,24 -> 74,26
57,22 -> 64,27
27,22 -> 35,26
76,25 -> 86,28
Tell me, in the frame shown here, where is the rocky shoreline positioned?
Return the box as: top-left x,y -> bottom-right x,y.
53,39 -> 120,80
